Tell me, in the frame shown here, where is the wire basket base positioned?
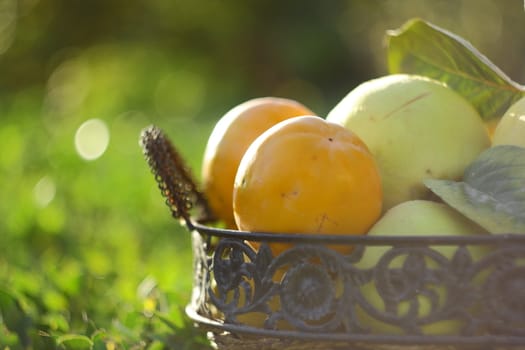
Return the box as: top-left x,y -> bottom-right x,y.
187,306 -> 525,350
207,335 -> 524,350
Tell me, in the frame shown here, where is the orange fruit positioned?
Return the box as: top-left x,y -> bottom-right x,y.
233,115 -> 382,255
201,97 -> 314,228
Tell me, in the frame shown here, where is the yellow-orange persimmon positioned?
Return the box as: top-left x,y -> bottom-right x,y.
233,116 -> 382,255
201,97 -> 314,228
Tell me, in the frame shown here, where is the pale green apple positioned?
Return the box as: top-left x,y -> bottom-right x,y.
492,96 -> 525,147
356,200 -> 488,335
327,74 -> 491,212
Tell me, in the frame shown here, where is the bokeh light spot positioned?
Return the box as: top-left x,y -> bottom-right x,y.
74,118 -> 110,160
45,57 -> 91,117
34,176 -> 56,208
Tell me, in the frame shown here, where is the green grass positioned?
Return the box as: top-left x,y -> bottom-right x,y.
0,48 -> 218,349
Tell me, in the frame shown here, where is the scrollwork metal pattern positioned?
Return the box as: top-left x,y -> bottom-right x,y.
189,229 -> 525,343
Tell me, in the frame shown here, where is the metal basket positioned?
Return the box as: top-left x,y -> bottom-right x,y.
140,125 -> 525,350
185,221 -> 525,350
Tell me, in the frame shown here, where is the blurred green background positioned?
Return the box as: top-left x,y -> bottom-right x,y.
1,0 -> 524,348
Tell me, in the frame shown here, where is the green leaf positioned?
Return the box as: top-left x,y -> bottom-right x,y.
387,18 -> 525,121
424,145 -> 525,234
91,330 -> 118,350
56,334 -> 93,350
0,288 -> 32,347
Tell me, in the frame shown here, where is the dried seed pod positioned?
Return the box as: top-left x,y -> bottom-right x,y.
140,125 -> 214,227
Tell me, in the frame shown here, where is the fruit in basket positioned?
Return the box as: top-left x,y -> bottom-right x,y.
424,145 -> 525,234
356,200 -> 488,335
366,200 -> 488,239
492,96 -> 525,147
326,74 -> 491,212
201,97 -> 314,228
233,115 -> 382,255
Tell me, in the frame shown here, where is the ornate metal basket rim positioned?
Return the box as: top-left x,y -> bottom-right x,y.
187,221 -> 525,348
186,305 -> 525,347
189,220 -> 525,246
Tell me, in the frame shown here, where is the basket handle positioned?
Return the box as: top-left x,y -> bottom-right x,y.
139,125 -> 215,230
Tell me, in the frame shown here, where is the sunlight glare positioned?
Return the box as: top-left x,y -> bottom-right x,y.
74,118 -> 110,160
34,176 -> 56,208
